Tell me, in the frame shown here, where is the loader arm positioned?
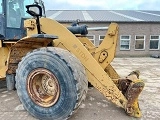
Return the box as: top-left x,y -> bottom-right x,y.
25,18 -> 127,107
76,26 -> 120,79
24,18 -> 144,117
93,23 -> 119,70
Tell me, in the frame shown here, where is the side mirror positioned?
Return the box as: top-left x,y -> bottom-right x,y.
26,4 -> 42,17
26,4 -> 42,34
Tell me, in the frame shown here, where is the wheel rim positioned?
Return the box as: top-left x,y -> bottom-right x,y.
27,68 -> 60,107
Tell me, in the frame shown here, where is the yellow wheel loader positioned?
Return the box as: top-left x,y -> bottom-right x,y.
0,0 -> 144,119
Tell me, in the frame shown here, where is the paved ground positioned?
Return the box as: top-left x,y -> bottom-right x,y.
0,57 -> 160,120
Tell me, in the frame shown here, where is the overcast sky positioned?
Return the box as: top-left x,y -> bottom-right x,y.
44,0 -> 160,11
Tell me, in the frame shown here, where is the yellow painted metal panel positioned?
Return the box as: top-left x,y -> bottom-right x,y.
25,18 -> 127,108
0,47 -> 9,79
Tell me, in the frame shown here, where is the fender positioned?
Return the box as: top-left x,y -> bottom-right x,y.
6,34 -> 57,75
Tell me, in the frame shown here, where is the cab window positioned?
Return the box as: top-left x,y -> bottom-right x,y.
7,0 -> 34,28
0,0 -> 2,14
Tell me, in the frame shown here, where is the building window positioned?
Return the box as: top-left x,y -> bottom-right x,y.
86,35 -> 95,45
149,35 -> 159,50
120,35 -> 130,50
135,35 -> 145,50
99,35 -> 105,44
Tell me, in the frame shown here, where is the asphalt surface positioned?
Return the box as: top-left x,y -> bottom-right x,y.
0,57 -> 160,120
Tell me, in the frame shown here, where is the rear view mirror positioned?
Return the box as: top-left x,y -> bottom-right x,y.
26,4 -> 42,17
26,4 -> 43,34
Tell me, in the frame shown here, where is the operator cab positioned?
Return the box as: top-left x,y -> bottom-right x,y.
0,0 -> 45,40
7,0 -> 34,28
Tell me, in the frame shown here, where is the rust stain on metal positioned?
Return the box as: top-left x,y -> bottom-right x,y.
7,38 -> 52,74
27,68 -> 60,107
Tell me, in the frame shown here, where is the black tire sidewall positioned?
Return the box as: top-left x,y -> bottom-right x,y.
16,50 -> 77,120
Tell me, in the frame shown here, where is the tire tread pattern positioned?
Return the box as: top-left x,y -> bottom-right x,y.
16,47 -> 88,120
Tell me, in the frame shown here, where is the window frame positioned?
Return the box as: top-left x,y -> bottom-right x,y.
120,35 -> 131,51
134,35 -> 145,50
6,0 -> 35,28
149,35 -> 160,50
99,35 -> 105,45
86,35 -> 95,45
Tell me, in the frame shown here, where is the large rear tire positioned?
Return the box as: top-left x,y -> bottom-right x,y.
16,47 -> 88,120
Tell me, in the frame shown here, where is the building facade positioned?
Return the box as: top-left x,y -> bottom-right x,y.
46,10 -> 160,57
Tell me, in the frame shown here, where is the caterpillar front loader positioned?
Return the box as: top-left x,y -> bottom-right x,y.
0,0 -> 144,119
